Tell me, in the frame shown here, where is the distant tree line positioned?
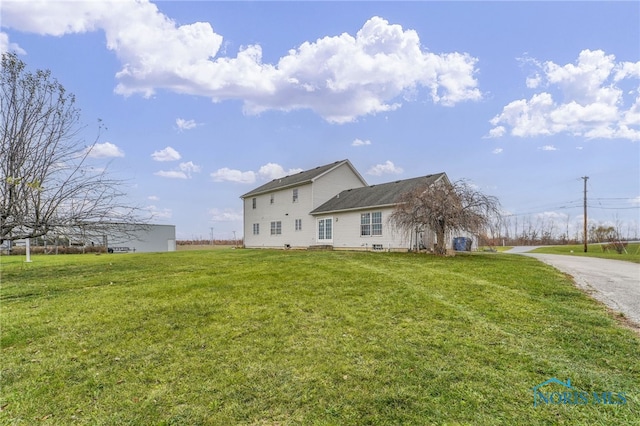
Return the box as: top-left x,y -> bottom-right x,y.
478,214 -> 638,247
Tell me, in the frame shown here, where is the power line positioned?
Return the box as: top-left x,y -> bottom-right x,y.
588,205 -> 640,210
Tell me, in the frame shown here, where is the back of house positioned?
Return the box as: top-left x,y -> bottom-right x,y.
240,160 -> 367,249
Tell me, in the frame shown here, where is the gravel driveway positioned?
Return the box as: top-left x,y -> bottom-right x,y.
506,247 -> 640,327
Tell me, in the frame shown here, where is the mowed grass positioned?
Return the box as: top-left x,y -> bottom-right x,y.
1,250 -> 639,425
531,243 -> 640,263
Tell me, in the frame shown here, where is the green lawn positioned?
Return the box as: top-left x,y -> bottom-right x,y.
1,250 -> 639,425
530,243 -> 640,263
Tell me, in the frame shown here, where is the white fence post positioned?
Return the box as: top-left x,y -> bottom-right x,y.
25,238 -> 32,262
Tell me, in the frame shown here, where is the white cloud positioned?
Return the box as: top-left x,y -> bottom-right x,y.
486,126 -> 506,138
539,145 -> 557,151
258,163 -> 288,180
630,196 -> 640,206
148,195 -> 159,201
87,141 -> 125,158
0,31 -> 26,54
352,138 -> 372,147
211,168 -> 256,184
492,148 -> 503,154
614,62 -> 640,81
154,161 -> 200,179
489,50 -> 640,141
209,208 -> 242,222
251,17 -> 481,122
151,146 -> 181,162
257,163 -> 303,180
1,3 -> 481,123
176,118 -> 198,131
154,170 -> 187,179
179,161 -> 201,176
525,73 -> 541,89
211,162 -> 303,183
367,160 -> 403,176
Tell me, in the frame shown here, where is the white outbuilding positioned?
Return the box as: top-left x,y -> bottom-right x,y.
105,224 -> 176,253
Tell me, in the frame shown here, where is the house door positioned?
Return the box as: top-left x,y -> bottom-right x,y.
317,218 -> 333,243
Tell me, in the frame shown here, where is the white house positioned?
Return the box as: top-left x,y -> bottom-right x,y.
241,160 -> 367,249
241,160 -> 468,251
309,174 -> 448,251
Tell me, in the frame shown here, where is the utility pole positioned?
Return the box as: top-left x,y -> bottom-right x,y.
210,227 -> 214,246
582,176 -> 589,252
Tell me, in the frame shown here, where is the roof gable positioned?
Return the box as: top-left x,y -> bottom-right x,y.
240,159 -> 365,198
310,173 -> 447,214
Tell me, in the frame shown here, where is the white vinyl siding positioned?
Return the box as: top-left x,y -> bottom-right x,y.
311,163 -> 367,209
242,161 -> 367,249
327,207 -> 410,251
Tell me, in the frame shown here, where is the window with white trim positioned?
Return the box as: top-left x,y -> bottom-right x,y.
295,219 -> 302,231
372,212 -> 382,236
270,221 -> 281,235
270,194 -> 274,204
361,211 -> 382,236
361,213 -> 370,236
253,223 -> 259,235
292,188 -> 298,203
318,218 -> 332,240
252,198 -> 256,209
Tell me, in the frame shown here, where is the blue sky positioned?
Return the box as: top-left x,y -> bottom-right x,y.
1,1 -> 639,240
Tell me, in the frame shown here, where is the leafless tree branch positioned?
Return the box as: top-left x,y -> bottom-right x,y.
1,52 -> 148,244
389,178 -> 501,255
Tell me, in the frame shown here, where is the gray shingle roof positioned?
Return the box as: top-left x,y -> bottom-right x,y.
310,173 -> 447,214
240,160 -> 359,198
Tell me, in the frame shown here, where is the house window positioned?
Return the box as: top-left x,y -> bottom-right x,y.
372,212 -> 382,236
293,188 -> 298,203
318,218 -> 332,240
361,211 -> 382,237
270,194 -> 274,204
270,221 -> 282,235
252,198 -> 256,209
253,223 -> 260,235
295,219 -> 302,231
360,213 -> 370,236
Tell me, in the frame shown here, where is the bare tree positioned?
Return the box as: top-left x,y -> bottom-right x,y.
390,178 -> 501,255
1,52 -> 145,244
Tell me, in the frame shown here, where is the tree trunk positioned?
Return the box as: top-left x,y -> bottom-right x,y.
435,220 -> 446,256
